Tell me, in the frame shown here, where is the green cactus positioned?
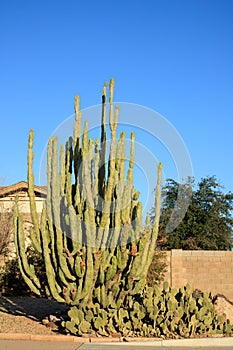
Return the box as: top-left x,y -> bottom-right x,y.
14,79 -> 233,339
14,79 -> 163,335
64,320 -> 78,335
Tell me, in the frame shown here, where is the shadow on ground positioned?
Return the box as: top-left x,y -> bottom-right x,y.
0,296 -> 69,321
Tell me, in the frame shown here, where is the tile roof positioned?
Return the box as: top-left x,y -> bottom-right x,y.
0,181 -> 47,197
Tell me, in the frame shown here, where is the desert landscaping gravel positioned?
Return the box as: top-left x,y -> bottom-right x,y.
0,296 -> 69,335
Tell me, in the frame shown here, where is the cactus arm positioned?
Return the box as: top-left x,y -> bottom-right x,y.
29,226 -> 42,253
27,129 -> 41,249
80,245 -> 94,301
68,205 -> 82,254
74,94 -> 82,183
129,162 -> 162,281
40,207 -> 65,302
74,94 -> 81,145
146,162 -> 162,265
98,82 -> 108,200
45,140 -> 58,271
14,199 -> 41,295
93,138 -> 100,205
65,137 -> 73,206
49,137 -> 76,282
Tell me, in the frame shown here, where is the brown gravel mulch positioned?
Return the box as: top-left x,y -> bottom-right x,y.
0,296 -> 69,335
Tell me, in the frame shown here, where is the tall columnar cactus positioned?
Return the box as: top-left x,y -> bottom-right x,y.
14,79 -> 162,333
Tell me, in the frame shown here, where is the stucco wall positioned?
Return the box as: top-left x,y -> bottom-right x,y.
0,192 -> 44,213
164,249 -> 233,301
0,190 -> 45,264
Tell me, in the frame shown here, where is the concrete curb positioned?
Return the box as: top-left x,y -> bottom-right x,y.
0,334 -> 88,342
0,333 -> 233,347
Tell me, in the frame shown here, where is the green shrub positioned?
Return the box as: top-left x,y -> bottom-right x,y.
0,246 -> 46,296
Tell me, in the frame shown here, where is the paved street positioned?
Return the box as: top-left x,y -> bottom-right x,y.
79,345 -> 233,350
1,340 -> 233,350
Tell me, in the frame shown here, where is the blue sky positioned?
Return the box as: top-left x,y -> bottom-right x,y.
1,0 -> 233,204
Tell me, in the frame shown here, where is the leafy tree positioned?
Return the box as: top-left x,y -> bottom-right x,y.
153,176 -> 233,250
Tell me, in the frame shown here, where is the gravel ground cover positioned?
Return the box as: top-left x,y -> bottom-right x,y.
0,296 -> 69,335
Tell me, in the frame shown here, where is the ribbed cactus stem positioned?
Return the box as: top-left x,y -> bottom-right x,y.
131,162 -> 162,280
82,120 -> 89,154
74,94 -> 80,116
102,81 -> 108,104
101,82 -> 108,142
14,197 -> 41,295
93,138 -> 99,202
109,78 -> 114,104
60,144 -> 65,189
109,78 -> 115,131
80,246 -> 94,300
118,132 -> 126,180
150,162 -> 162,247
129,132 -> 135,169
127,132 -> 135,185
74,95 -> 81,142
98,81 -> 108,200
40,207 -> 65,302
73,94 -> 82,182
27,129 -> 41,248
114,106 -> 120,129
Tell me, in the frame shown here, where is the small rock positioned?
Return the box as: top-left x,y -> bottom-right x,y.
42,318 -> 49,326
214,294 -> 233,323
46,321 -> 59,330
49,314 -> 60,322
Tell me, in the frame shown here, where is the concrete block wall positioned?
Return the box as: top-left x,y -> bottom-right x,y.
164,250 -> 233,301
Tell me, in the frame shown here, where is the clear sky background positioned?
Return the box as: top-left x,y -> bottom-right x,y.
1,0 -> 233,203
